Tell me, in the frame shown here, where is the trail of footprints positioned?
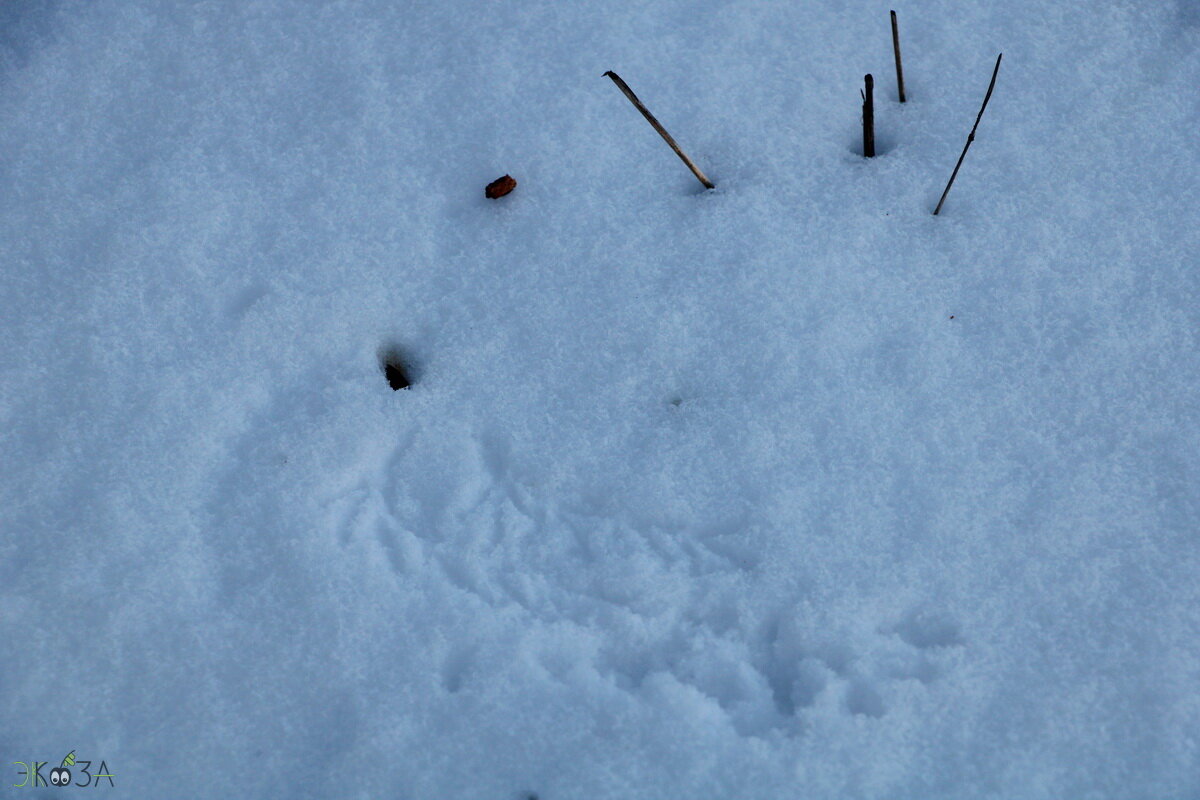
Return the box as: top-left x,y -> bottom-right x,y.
329,429 -> 965,733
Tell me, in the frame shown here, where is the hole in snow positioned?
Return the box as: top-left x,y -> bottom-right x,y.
848,133 -> 897,158
896,607 -> 963,649
378,345 -> 414,390
846,679 -> 885,718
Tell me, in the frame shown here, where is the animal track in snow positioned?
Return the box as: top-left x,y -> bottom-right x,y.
322,425 -> 972,741
752,605 -> 968,725
441,642 -> 478,693
845,678 -> 886,718
893,607 -> 964,649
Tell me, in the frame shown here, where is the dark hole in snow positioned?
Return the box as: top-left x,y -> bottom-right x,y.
379,346 -> 413,390
386,363 -> 410,390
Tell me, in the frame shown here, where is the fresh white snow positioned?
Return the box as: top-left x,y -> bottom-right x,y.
2,1 -> 1199,797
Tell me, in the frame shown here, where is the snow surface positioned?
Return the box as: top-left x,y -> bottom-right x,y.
2,1 -> 1199,797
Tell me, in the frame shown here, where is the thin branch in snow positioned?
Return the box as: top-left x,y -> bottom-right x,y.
862,74 -> 876,158
603,70 -> 714,190
891,11 -> 907,103
933,53 -> 1003,216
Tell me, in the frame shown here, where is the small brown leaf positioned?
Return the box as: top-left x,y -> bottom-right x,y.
485,174 -> 517,199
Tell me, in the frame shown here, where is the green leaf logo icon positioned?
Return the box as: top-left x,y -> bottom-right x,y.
62,751 -> 76,768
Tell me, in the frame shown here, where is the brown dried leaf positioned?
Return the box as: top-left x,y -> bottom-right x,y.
485,174 -> 517,199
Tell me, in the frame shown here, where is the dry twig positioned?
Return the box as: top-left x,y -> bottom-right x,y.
933,53 -> 1003,215
891,11 -> 906,103
603,71 -> 714,190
